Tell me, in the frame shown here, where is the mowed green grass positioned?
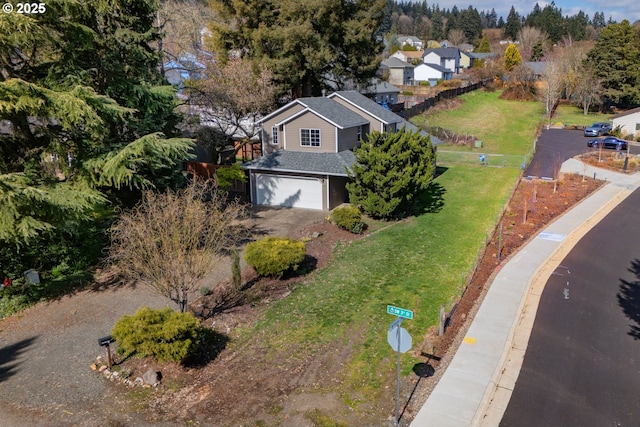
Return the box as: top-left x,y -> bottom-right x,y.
413,90 -> 544,156
552,103 -> 611,127
239,166 -> 520,405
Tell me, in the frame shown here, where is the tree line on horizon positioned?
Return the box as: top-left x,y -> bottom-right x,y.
383,0 -> 613,45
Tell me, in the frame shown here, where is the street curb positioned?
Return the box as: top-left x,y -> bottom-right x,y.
475,179 -> 638,426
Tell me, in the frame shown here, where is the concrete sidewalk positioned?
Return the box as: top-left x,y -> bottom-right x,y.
410,159 -> 640,427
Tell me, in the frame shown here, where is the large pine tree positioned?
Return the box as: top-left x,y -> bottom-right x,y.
209,0 -> 386,98
0,1 -> 193,243
587,20 -> 640,106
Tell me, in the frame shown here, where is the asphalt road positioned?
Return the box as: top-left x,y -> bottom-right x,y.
525,129 -> 639,179
500,187 -> 640,426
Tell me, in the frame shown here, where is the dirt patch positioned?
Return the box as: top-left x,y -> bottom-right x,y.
101,172 -> 605,427
580,150 -> 640,173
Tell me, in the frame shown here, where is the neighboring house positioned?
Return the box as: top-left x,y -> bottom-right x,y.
243,91 -> 440,210
390,50 -> 424,64
380,57 -> 414,86
163,53 -> 206,88
524,61 -> 549,79
422,48 -> 461,74
366,81 -> 401,105
611,107 -> 640,138
414,63 -> 453,85
468,52 -> 499,64
459,50 -> 475,70
398,36 -> 424,50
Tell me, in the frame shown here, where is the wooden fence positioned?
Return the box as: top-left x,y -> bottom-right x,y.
396,80 -> 491,120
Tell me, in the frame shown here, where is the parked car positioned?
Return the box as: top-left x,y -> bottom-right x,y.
584,122 -> 612,137
587,136 -> 627,150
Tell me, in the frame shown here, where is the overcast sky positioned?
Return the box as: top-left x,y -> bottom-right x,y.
410,0 -> 640,25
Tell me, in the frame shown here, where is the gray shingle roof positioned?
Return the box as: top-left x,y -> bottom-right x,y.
381,57 -> 415,68
243,150 -> 356,176
329,90 -> 403,125
259,97 -> 368,129
294,97 -> 369,129
423,47 -> 460,59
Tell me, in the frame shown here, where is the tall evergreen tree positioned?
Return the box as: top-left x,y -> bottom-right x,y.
209,0 -> 386,99
566,11 -> 589,41
459,6 -> 483,43
504,6 -> 521,41
346,128 -> 435,220
0,1 -> 193,244
587,20 -> 640,106
431,10 -> 445,40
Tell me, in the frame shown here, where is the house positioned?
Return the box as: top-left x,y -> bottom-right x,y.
380,57 -> 414,86
611,107 -> 640,138
243,91 -> 440,210
390,50 -> 424,64
459,50 -> 475,70
524,61 -> 549,79
363,81 -> 401,105
422,48 -> 461,74
163,53 -> 205,88
397,36 -> 424,51
414,63 -> 453,85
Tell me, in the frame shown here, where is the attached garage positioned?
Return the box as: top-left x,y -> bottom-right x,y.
255,174 -> 324,210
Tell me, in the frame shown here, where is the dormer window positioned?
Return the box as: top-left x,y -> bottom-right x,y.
300,128 -> 320,147
271,126 -> 279,145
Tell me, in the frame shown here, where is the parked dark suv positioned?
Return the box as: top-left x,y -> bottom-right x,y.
584,122 -> 612,137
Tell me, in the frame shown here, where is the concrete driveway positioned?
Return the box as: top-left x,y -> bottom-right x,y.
243,206 -> 328,239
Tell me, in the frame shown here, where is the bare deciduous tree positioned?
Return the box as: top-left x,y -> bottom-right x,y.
108,182 -> 249,312
448,29 -> 466,47
185,58 -> 276,158
540,57 -> 564,122
575,65 -> 603,115
518,26 -> 548,61
158,0 -> 215,62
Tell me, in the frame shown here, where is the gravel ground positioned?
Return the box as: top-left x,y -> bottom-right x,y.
0,207 -> 326,427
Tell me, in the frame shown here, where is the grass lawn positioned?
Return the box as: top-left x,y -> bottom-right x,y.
224,89 -> 535,421
551,102 -> 611,127
238,166 -> 520,407
412,90 -> 544,156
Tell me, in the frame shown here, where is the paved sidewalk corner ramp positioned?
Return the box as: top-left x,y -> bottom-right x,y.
410,161 -> 640,427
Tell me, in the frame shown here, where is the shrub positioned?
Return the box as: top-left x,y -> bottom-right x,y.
112,307 -> 201,363
244,237 -> 306,278
331,206 -> 364,234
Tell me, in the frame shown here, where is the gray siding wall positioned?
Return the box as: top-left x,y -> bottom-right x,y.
261,103 -> 305,154
337,126 -> 360,151
329,176 -> 349,210
282,111 -> 338,153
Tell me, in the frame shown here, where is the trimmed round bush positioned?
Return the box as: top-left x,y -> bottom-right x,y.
244,237 -> 306,278
112,307 -> 201,363
331,206 -> 364,234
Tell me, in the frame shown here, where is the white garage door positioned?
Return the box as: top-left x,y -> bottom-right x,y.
255,174 -> 323,210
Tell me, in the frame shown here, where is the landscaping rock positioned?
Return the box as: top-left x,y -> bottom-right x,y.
142,369 -> 161,386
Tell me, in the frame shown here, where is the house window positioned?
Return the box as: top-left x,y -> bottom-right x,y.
271,126 -> 279,145
300,128 -> 320,147
636,123 -> 640,131
357,126 -> 362,142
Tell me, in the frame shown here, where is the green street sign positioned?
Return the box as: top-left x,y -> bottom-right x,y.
387,305 -> 413,320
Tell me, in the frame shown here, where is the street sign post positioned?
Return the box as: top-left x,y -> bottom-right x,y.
386,305 -> 414,426
387,304 -> 413,319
